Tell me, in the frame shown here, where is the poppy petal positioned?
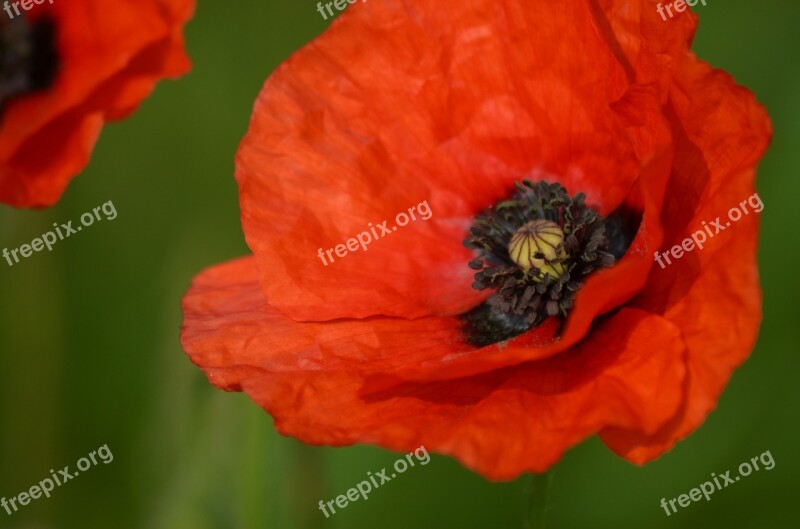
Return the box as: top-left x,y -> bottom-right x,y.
236,0 -> 669,321
591,0 -> 698,96
0,0 -> 194,207
181,256 -> 687,480
600,54 -> 771,462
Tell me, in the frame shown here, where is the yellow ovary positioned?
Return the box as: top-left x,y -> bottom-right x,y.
508,220 -> 566,281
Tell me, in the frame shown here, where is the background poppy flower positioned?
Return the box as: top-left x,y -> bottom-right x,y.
181,0 -> 771,481
0,0 -> 194,208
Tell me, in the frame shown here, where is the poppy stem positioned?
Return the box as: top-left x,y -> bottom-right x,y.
524,470 -> 552,529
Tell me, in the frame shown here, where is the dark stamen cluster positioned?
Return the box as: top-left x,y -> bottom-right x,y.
0,16 -> 58,114
463,180 -> 615,346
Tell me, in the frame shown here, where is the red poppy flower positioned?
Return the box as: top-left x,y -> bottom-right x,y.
0,0 -> 194,208
181,0 -> 771,480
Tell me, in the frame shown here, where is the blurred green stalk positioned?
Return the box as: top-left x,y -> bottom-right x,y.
525,471 -> 552,529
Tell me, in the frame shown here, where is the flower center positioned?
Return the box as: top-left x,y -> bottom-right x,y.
507,219 -> 567,280
463,180 -> 619,346
0,15 -> 58,115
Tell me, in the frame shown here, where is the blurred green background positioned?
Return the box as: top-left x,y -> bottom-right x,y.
1,1 -> 798,528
